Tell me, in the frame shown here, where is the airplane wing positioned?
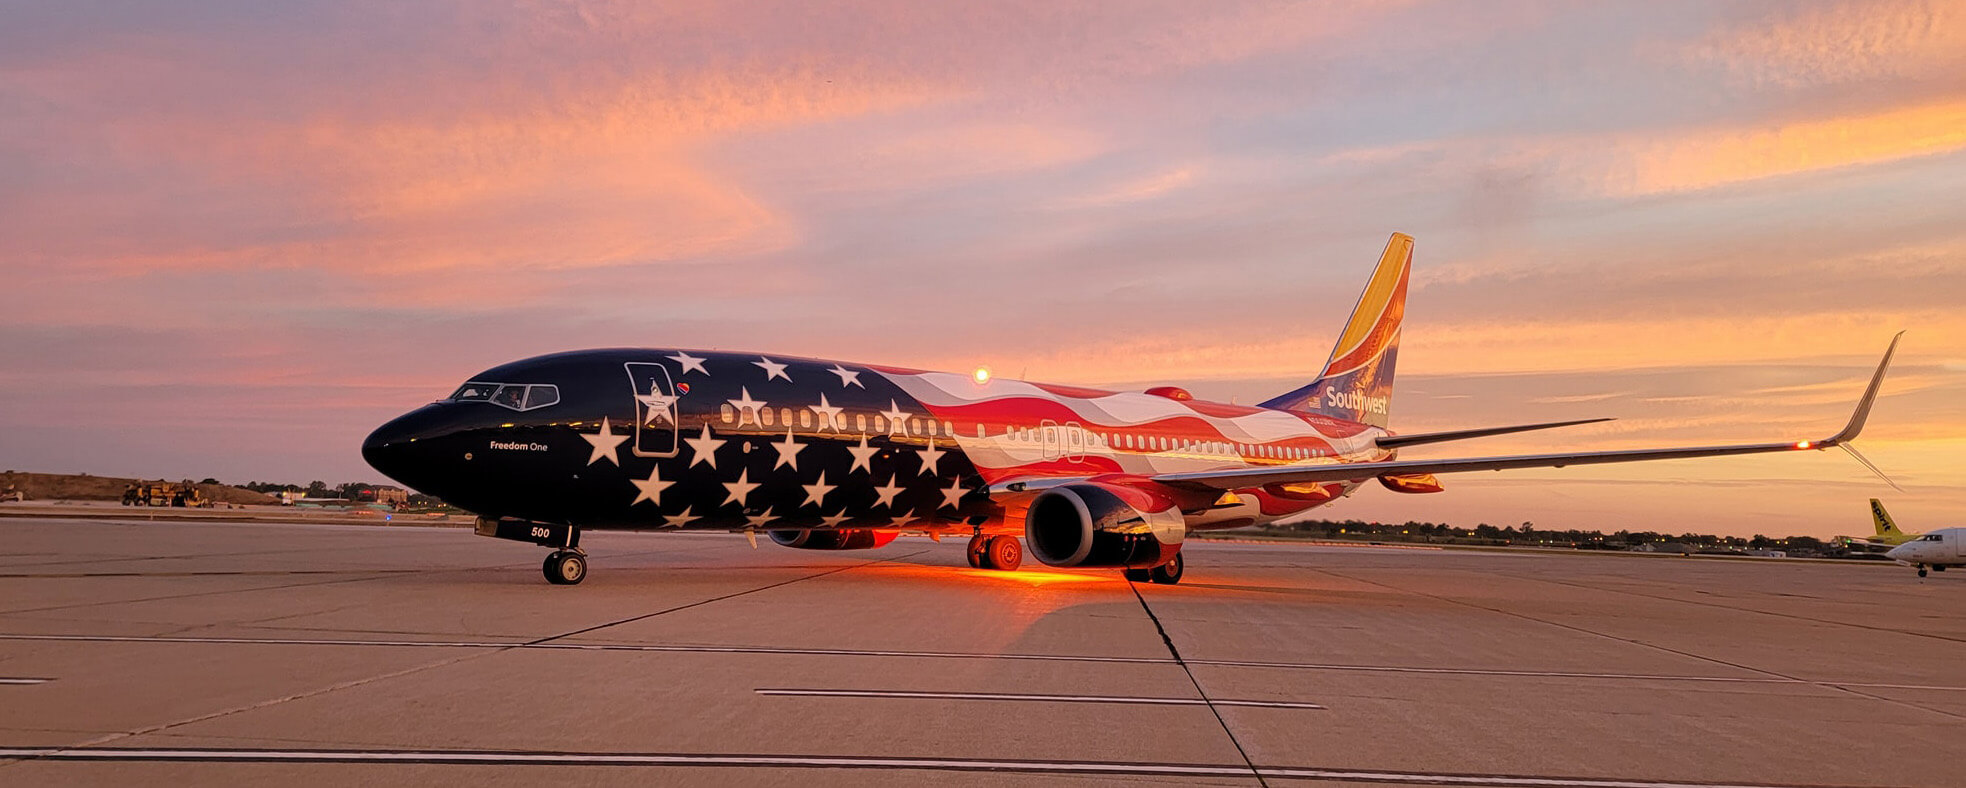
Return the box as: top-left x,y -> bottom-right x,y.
991,333 -> 1901,496
1155,333 -> 1901,492
1374,417 -> 1613,449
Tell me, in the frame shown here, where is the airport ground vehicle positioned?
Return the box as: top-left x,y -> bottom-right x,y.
120,482 -> 206,508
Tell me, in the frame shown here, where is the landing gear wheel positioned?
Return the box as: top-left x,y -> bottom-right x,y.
1936,565 -> 1947,572
984,535 -> 1022,571
1122,567 -> 1151,582
966,535 -> 989,569
1918,567 -> 1929,578
1149,553 -> 1184,585
544,551 -> 587,585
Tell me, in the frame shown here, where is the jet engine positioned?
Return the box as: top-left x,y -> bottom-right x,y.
768,529 -> 897,550
1024,483 -> 1184,569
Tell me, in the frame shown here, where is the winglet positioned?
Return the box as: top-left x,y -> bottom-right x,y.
1821,331 -> 1903,446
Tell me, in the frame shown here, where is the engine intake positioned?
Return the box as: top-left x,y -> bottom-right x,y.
768,529 -> 897,550
1025,483 -> 1184,569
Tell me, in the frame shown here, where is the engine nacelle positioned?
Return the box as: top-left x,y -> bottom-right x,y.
768,529 -> 898,550
1024,483 -> 1185,569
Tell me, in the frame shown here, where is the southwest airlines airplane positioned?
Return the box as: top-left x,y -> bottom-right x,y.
362,234 -> 1902,585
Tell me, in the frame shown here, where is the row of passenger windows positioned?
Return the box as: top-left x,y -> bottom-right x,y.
718,404 -> 961,437
713,403 -> 1323,460
1002,426 -> 1324,460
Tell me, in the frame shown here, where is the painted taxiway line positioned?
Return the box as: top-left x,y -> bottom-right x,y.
5,633 -> 1961,693
754,688 -> 1326,709
0,678 -> 50,685
0,746 -> 1877,788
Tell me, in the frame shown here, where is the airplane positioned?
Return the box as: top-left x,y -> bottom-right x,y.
1885,528 -> 1965,577
1838,498 -> 1921,548
361,233 -> 1904,586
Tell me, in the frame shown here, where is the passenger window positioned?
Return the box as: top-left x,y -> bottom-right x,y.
761,408 -> 776,427
721,404 -> 735,423
524,385 -> 560,410
799,410 -> 812,429
780,407 -> 793,427
855,414 -> 867,432
875,416 -> 888,433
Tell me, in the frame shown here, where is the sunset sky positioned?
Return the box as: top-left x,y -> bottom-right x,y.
4,1 -> 1964,538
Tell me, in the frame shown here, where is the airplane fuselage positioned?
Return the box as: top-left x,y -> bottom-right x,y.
362,348 -> 1394,536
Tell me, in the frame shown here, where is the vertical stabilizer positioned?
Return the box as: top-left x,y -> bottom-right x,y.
1870,498 -> 1905,539
1260,233 -> 1412,428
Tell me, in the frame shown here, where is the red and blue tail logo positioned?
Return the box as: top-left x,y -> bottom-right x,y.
1259,233 -> 1410,428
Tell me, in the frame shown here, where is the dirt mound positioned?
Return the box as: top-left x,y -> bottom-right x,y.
0,472 -> 276,505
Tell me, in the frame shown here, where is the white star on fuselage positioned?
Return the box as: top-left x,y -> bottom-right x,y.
630,467 -> 673,506
846,435 -> 879,474
727,388 -> 765,427
668,506 -> 703,528
754,357 -> 791,382
818,513 -> 851,529
684,424 -> 727,469
872,474 -> 905,509
637,390 -> 676,426
939,479 -> 968,510
668,351 -> 709,376
827,364 -> 864,388
917,439 -> 945,476
808,394 -> 843,432
881,400 -> 912,435
581,417 -> 629,466
770,430 -> 806,471
746,510 -> 776,529
801,472 -> 836,507
723,469 -> 761,508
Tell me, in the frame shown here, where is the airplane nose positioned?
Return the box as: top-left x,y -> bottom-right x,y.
362,409 -> 437,488
362,420 -> 408,481
1885,544 -> 1911,562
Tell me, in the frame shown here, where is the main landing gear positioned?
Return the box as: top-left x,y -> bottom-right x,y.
1124,552 -> 1184,585
966,534 -> 1023,571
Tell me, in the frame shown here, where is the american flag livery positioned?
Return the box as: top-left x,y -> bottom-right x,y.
362,233 -> 1902,585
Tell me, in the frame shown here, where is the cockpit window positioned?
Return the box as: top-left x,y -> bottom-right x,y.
451,382 -> 498,401
524,385 -> 560,409
491,385 -> 527,409
450,382 -> 561,411
1922,534 -> 1944,542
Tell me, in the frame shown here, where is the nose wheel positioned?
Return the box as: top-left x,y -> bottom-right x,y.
544,551 -> 588,585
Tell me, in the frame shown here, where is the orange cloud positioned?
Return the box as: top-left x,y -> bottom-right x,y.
1616,98 -> 1966,194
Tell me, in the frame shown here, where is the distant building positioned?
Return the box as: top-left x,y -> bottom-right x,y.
1632,542 -> 1692,555
371,486 -> 409,505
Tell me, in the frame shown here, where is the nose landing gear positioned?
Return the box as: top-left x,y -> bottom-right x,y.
477,517 -> 588,585
544,550 -> 588,585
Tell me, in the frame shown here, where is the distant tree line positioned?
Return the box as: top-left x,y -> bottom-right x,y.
235,480 -> 447,507
1258,519 -> 1838,555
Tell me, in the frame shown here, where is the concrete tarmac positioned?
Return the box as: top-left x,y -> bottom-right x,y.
0,517 -> 1960,786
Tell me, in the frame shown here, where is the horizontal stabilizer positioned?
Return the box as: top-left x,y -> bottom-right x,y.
1376,418 -> 1613,450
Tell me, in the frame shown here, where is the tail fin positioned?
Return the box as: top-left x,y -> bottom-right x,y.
1870,498 -> 1904,538
1260,233 -> 1412,428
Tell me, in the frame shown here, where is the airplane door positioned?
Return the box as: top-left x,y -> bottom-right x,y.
1951,531 -> 1964,560
624,362 -> 679,457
